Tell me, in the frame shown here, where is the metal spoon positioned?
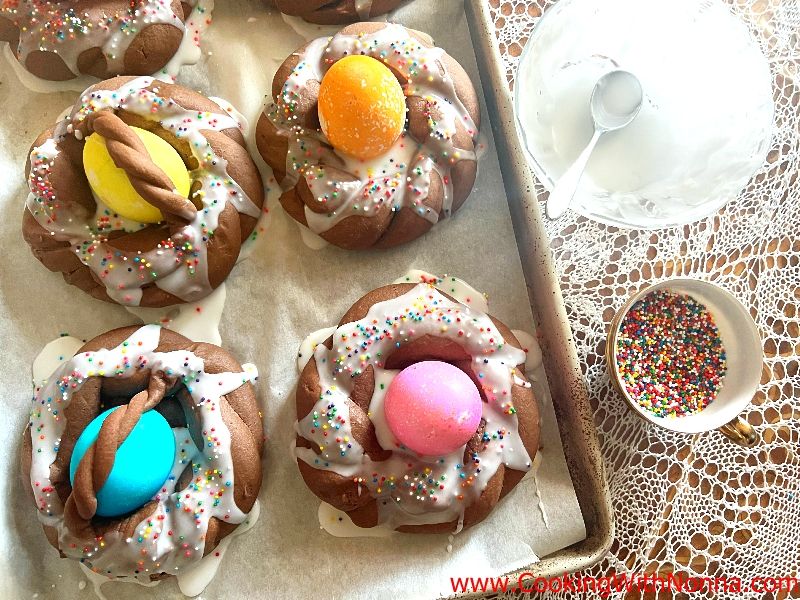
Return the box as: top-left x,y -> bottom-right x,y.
546,70 -> 643,220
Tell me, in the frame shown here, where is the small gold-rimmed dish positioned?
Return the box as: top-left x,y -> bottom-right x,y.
606,278 -> 761,446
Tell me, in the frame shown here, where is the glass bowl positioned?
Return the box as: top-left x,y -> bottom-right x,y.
513,0 -> 775,228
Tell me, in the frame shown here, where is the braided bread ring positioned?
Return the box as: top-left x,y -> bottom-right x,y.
22,325 -> 263,581
23,76 -> 264,307
0,1 -> 210,83
294,282 -> 540,533
256,22 -> 480,250
274,0 -> 405,24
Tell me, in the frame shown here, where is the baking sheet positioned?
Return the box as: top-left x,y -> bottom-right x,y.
0,1 -> 585,598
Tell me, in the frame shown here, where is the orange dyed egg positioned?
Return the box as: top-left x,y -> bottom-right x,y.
318,55 -> 406,160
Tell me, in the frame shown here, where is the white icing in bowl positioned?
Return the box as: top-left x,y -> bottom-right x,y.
514,0 -> 774,227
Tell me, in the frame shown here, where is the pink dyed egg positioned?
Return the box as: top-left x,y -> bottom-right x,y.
384,361 -> 483,456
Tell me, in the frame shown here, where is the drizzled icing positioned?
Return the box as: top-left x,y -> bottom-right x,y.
125,282 -> 228,346
25,76 -> 261,306
393,269 -> 489,314
318,502 -> 393,538
264,23 -> 478,235
354,0 -> 375,20
0,0 -> 214,88
32,335 -> 85,388
511,329 -> 543,373
160,0 -> 214,83
176,500 -> 261,596
28,325 -> 259,581
294,282 -> 532,529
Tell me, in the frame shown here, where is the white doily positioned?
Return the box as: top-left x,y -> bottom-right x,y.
489,0 -> 800,598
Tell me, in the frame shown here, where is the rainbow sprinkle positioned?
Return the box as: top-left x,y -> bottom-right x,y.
615,290 -> 727,418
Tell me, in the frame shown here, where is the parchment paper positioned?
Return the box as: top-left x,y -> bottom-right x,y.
0,1 -> 585,598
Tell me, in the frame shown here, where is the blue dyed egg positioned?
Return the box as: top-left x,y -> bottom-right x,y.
69,407 -> 175,518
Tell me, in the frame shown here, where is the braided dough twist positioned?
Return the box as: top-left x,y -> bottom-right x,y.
81,110 -> 198,225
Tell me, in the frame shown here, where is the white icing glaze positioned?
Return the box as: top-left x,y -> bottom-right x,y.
297,326 -> 337,372
92,197 -> 148,234
318,502 -> 393,538
521,452 -> 548,529
219,108 -> 273,267
280,5 -> 390,42
2,44 -> 96,93
78,562 -> 158,600
158,0 -> 215,84
28,325 -> 259,581
294,283 -> 532,529
1,1 -> 213,92
176,500 -> 261,596
473,130 -> 490,160
26,77 -> 260,306
297,221 -> 330,250
235,145 -> 271,265
76,497 -> 264,598
365,367 -> 400,451
280,14 -> 341,41
236,214 -> 271,262
392,272 -> 542,373
125,282 -> 227,345
511,329 -> 543,373
354,0 -> 375,20
31,336 -> 84,387
55,105 -> 74,123
264,23 -> 478,236
406,27 -> 434,46
79,563 -> 110,600
392,269 -> 489,314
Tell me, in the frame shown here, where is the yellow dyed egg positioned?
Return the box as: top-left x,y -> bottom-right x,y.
318,55 -> 407,160
83,127 -> 191,224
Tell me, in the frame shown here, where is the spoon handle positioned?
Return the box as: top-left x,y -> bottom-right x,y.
546,128 -> 603,220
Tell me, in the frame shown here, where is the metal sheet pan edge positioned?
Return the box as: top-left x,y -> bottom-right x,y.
463,0 -> 614,584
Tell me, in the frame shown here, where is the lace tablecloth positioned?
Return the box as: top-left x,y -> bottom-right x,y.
489,0 -> 800,597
